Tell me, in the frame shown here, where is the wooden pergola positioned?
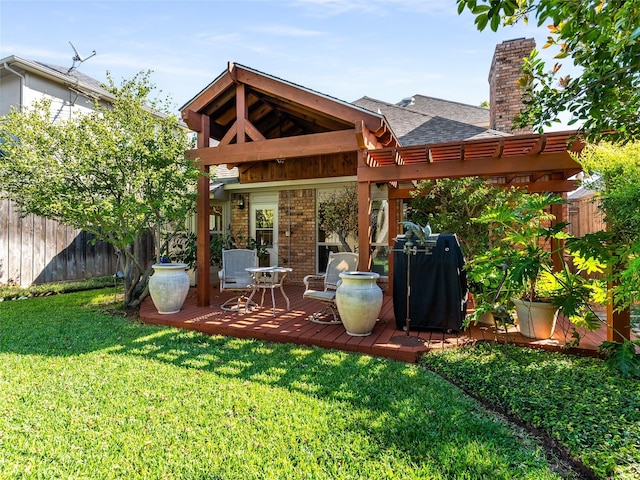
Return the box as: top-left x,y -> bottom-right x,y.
355,131 -> 584,267
181,63 -> 629,343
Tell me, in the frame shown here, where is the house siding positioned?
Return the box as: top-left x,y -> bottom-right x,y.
0,75 -> 20,114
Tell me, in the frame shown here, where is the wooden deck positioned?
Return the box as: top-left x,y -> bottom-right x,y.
139,285 -> 608,363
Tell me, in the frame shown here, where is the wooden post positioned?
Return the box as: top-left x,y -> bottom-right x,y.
236,83 -> 246,144
607,294 -> 631,342
387,198 -> 398,297
357,151 -> 371,271
196,114 -> 211,307
357,181 -> 371,271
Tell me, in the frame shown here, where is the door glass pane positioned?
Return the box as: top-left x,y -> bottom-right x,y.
254,208 -> 274,247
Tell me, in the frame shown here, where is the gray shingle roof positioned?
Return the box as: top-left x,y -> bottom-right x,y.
398,94 -> 490,128
36,62 -> 107,94
353,96 -> 507,146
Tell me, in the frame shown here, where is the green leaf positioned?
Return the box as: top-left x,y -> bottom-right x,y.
475,13 -> 489,31
490,12 -> 501,31
471,5 -> 490,14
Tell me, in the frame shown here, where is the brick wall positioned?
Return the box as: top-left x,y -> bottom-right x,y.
278,189 -> 316,283
228,189 -> 316,284
488,38 -> 535,134
230,193 -> 250,243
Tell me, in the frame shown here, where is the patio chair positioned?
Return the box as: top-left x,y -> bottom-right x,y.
303,252 -> 358,324
219,248 -> 258,312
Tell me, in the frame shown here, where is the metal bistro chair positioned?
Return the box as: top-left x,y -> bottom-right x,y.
303,252 -> 358,324
219,248 -> 258,312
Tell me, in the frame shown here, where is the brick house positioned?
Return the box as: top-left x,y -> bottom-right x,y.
180,38 -> 584,307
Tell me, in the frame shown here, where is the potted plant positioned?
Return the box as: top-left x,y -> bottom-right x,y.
465,254 -> 515,330
472,193 -> 605,339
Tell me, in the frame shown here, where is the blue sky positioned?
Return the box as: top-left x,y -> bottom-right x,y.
1,0 -> 560,114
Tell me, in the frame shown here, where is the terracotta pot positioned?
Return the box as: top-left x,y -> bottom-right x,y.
149,263 -> 190,314
512,298 -> 558,339
336,272 -> 383,336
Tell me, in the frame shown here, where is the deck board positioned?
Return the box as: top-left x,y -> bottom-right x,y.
140,284 -> 608,363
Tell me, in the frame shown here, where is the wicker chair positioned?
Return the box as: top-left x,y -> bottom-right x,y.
303,252 -> 358,324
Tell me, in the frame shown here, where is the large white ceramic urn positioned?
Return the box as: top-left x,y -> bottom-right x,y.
149,263 -> 190,314
336,271 -> 383,336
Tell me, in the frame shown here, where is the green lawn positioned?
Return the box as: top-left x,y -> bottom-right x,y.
1,289 -> 571,479
422,343 -> 640,480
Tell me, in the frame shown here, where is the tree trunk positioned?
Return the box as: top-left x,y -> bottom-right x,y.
338,233 -> 352,253
121,233 -> 154,308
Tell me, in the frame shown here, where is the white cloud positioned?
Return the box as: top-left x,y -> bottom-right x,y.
250,25 -> 324,37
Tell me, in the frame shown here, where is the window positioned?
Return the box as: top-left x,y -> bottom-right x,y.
371,199 -> 389,275
209,205 -> 223,235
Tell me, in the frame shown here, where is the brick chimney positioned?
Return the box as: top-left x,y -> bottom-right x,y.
488,38 -> 535,134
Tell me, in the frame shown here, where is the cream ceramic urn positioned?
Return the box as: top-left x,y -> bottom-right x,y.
336,272 -> 383,336
149,263 -> 190,314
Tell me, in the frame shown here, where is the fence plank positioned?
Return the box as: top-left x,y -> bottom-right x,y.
32,215 -> 45,284
7,201 -> 22,285
0,200 -> 9,285
568,194 -> 605,238
20,213 -> 35,285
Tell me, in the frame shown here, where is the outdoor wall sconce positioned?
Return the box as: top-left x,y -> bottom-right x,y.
236,194 -> 245,210
276,158 -> 285,164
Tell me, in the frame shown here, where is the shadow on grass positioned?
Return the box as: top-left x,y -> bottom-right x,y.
0,289 -> 577,479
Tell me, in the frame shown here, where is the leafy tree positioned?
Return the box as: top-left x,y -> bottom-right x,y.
576,142 -> 640,308
408,177 -> 526,260
562,142 -> 640,374
457,0 -> 640,143
0,72 -> 201,307
318,186 -> 358,252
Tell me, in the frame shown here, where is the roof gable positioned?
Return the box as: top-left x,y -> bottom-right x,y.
181,63 -> 394,145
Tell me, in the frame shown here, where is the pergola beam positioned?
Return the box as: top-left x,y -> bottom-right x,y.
187,129 -> 358,165
358,152 -> 581,183
182,72 -> 234,115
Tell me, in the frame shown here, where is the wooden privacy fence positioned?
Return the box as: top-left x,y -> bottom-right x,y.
1,199 -> 119,287
567,192 -> 606,280
568,192 -> 605,238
